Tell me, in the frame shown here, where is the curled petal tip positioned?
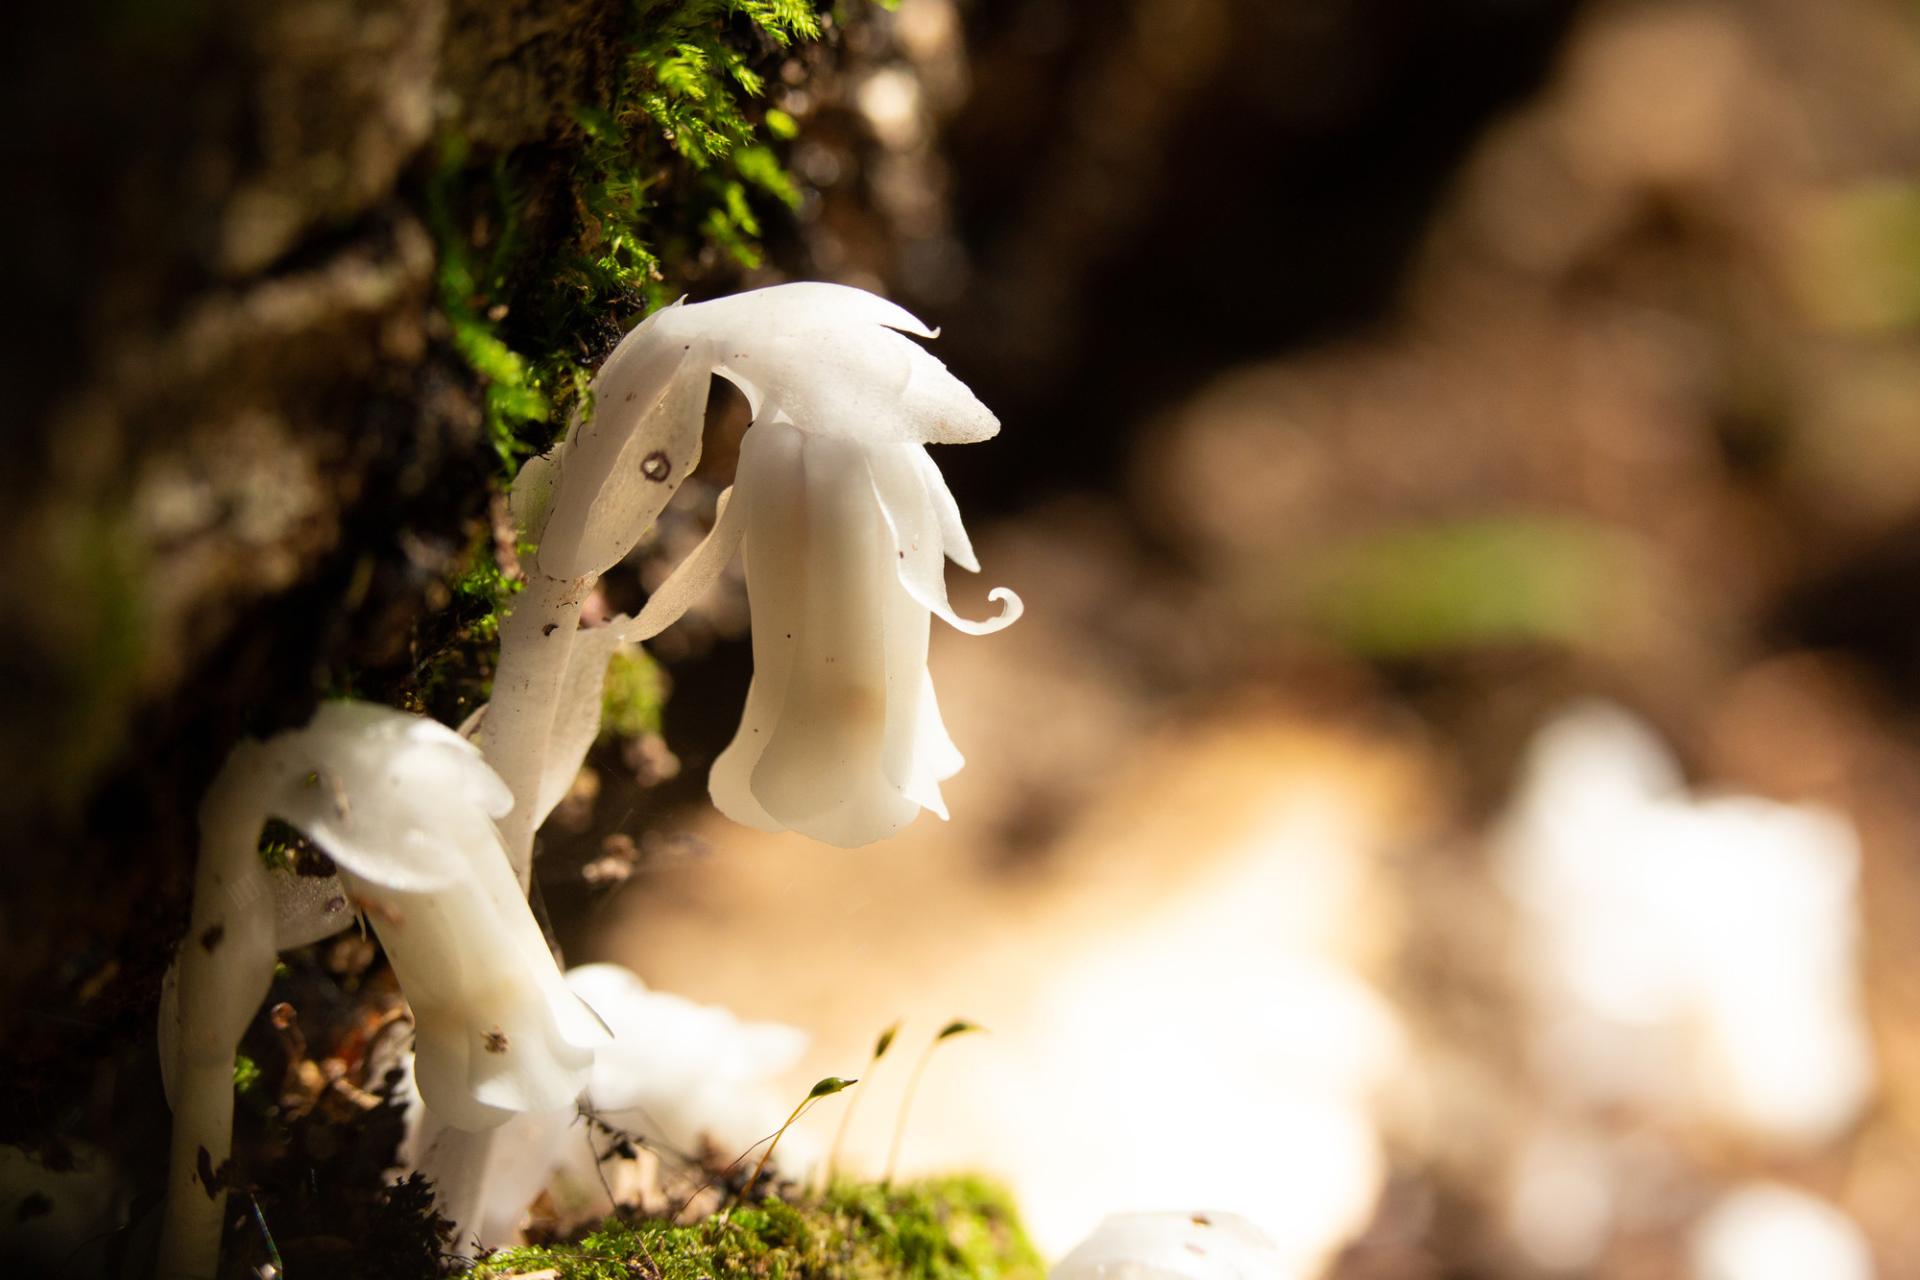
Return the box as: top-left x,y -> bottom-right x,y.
944,586 -> 1022,636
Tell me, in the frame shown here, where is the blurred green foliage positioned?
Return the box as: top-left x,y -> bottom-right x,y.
600,645 -> 670,740
1297,516 -> 1651,657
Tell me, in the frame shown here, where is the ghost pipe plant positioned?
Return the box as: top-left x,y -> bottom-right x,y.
157,702 -> 607,1280
493,282 -> 1021,858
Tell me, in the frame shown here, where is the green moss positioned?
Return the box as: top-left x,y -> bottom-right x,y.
403,0 -> 849,718
458,1178 -> 1045,1280
431,0 -> 832,474
1293,515 -> 1653,658
601,646 -> 670,740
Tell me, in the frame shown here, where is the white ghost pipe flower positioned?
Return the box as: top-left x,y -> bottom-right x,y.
483,282 -> 1018,866
619,285 -> 1022,846
157,702 -> 607,1280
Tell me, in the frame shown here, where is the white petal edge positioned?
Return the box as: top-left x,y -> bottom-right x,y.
912,446 -> 978,572
867,446 -> 1021,635
709,424 -> 808,832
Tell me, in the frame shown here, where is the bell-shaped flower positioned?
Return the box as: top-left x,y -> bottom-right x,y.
268,703 -> 611,1127
164,703 -> 606,1132
161,702 -> 610,1278
573,283 -> 1023,847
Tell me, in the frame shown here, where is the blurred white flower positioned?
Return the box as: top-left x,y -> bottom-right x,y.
604,283 -> 1021,847
1689,1183 -> 1874,1280
1497,703 -> 1874,1145
1051,1212 -> 1289,1280
474,963 -> 809,1244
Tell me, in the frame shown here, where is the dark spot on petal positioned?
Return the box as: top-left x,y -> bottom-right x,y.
196,1146 -> 217,1197
1191,1214 -> 1211,1227
14,1192 -> 51,1222
543,623 -> 558,636
625,390 -> 637,401
483,1028 -> 509,1054
898,550 -> 905,559
199,924 -> 224,953
641,451 -> 671,482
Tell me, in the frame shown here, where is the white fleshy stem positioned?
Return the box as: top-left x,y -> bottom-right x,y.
433,571 -> 595,1240
157,749 -> 281,1280
422,334 -> 709,1241
416,559 -> 588,1245
481,572 -> 592,889
412,1119 -> 496,1258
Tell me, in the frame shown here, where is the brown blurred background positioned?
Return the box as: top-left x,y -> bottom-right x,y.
576,0 -> 1920,1275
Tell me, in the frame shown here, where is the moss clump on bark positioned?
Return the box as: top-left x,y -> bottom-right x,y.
461,1177 -> 1046,1280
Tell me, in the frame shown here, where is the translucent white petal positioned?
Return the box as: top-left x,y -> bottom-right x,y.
621,485 -> 745,643
343,843 -> 601,1131
886,632 -> 950,822
658,281 -> 936,343
867,445 -> 1022,636
712,324 -> 912,442
273,746 -> 491,892
711,424 -> 808,832
907,671 -> 965,808
866,461 -> 951,822
744,433 -> 920,847
896,339 -> 999,444
638,283 -> 996,447
411,1018 -> 507,1131
912,445 -> 978,572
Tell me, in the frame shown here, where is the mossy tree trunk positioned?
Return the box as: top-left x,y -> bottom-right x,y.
2,0 -> 834,1265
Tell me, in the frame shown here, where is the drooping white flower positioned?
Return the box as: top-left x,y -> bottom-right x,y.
159,706 -> 615,1280
1496,703 -> 1874,1145
561,282 -> 1024,847
1689,1183 -> 1875,1280
253,703 -> 611,1128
